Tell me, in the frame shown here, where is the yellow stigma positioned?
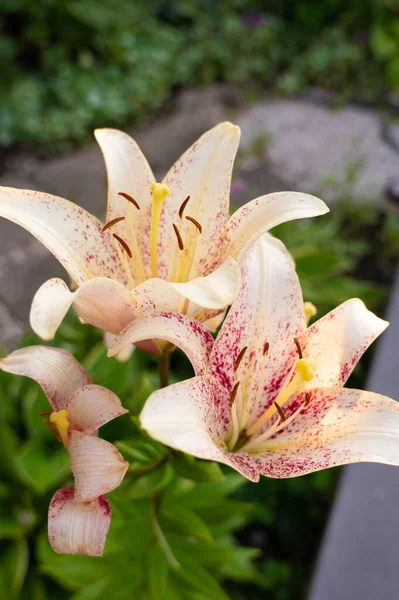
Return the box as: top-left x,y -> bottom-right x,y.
304,301 -> 317,324
150,183 -> 170,277
50,409 -> 70,430
296,358 -> 317,382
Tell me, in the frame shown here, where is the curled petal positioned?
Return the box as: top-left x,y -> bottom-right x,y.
104,332 -> 135,363
159,122 -> 240,279
168,256 -> 241,310
48,486 -> 111,556
303,299 -> 389,389
95,129 -> 155,279
67,385 -> 128,434
0,187 -> 126,284
30,277 -> 138,340
253,387 -> 399,478
210,235 -> 305,418
225,191 -> 329,264
108,312 -> 214,376
69,432 -> 129,503
0,346 -> 90,411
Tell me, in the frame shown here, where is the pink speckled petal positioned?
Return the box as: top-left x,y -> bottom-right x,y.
159,122 -> 240,279
48,486 -> 111,556
303,299 -> 389,389
108,312 -> 213,376
210,235 -> 306,417
140,376 -> 260,482
104,332 -> 135,363
0,187 -> 126,284
95,129 -> 155,278
252,387 -> 399,478
169,256 -> 241,310
67,384 -> 128,434
0,346 -> 91,411
225,191 -> 329,264
69,432 -> 129,503
30,277 -> 138,340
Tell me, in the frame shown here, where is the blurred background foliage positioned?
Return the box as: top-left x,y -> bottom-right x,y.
2,0 -> 399,149
0,199 -> 397,599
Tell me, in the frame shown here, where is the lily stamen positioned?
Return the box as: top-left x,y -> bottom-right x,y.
178,195 -> 190,219
263,341 -> 270,356
235,346 -> 248,370
274,401 -> 286,422
172,224 -> 184,251
294,337 -> 303,359
118,192 -> 140,210
304,392 -> 311,407
229,381 -> 240,404
43,418 -> 62,442
113,234 -> 132,258
102,216 -> 126,232
185,216 -> 202,234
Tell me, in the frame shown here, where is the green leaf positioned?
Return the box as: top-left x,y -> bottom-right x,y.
147,544 -> 170,600
127,462 -> 173,499
69,580 -> 109,600
160,503 -> 213,542
0,423 -> 19,481
171,551 -> 229,600
170,454 -> 225,482
179,473 -> 247,508
0,539 -> 29,597
14,441 -> 70,494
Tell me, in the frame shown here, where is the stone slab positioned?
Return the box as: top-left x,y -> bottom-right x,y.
308,268 -> 399,600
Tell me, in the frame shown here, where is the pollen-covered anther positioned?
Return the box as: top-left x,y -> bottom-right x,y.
294,337 -> 303,359
274,401 -> 286,422
229,381 -> 240,405
118,192 -> 140,210
172,224 -> 184,250
101,216 -> 126,232
304,392 -> 311,407
263,341 -> 270,356
186,216 -> 202,234
296,358 -> 317,382
179,195 -> 190,219
113,234 -> 132,258
235,346 -> 247,370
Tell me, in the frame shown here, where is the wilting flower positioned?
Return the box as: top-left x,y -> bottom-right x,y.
108,235 -> 399,481
0,346 -> 129,555
0,123 -> 328,354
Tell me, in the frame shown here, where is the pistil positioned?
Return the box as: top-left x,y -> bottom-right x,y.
150,183 -> 170,277
49,409 -> 70,447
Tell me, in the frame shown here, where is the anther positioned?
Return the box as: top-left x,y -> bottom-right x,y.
102,216 -> 125,232
304,392 -> 311,407
118,192 -> 140,210
235,346 -> 247,370
179,195 -> 190,219
39,411 -> 52,416
172,224 -> 184,251
185,216 -> 202,234
304,301 -> 317,324
274,401 -> 286,422
43,419 -> 62,442
294,337 -> 303,359
229,381 -> 240,404
263,342 -> 270,356
113,234 -> 132,258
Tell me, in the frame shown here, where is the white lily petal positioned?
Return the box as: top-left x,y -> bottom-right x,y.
304,299 -> 389,389
159,122 -> 240,279
30,277 -> 138,340
104,332 -> 135,363
95,129 -> 155,278
108,312 -> 213,376
168,256 -> 241,310
67,384 -> 128,434
252,388 -> 399,478
225,191 -> 329,263
69,432 -> 129,503
0,187 -> 126,284
48,486 -> 111,556
0,346 -> 90,411
210,235 -> 306,420
141,377 -> 260,482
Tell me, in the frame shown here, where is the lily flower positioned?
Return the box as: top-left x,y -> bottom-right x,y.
0,346 -> 129,555
0,123 -> 328,353
108,235 -> 399,481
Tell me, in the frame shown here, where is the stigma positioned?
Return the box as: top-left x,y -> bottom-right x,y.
50,409 -> 70,430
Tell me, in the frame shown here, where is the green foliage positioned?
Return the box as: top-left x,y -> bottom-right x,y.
2,0 -> 399,150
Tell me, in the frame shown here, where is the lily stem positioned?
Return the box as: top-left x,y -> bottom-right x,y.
158,351 -> 170,388
150,496 -> 180,569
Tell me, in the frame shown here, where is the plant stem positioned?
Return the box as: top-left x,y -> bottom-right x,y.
158,351 -> 170,388
150,497 -> 180,569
